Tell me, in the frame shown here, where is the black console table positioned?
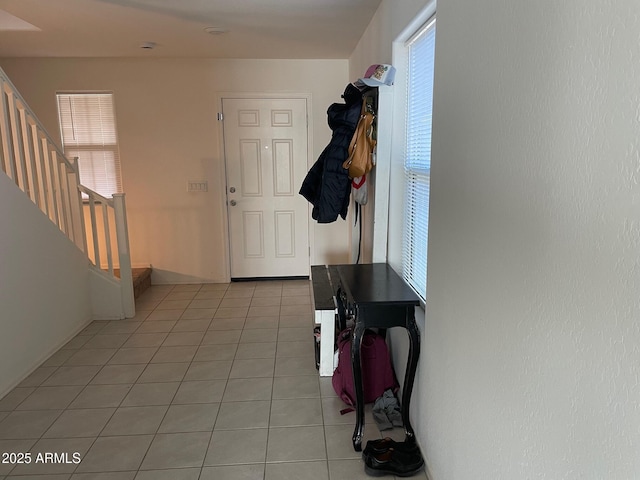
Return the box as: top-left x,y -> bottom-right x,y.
336,263 -> 421,452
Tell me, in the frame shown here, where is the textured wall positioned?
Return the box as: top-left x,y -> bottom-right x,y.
424,0 -> 640,478
0,174 -> 92,397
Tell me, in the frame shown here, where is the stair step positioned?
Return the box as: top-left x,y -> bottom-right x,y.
106,267 -> 152,299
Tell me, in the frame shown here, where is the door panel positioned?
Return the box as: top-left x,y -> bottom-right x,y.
222,97 -> 309,278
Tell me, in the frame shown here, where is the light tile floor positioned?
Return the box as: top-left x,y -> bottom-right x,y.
0,280 -> 426,480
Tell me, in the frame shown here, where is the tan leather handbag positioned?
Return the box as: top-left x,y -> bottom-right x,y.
343,103 -> 376,179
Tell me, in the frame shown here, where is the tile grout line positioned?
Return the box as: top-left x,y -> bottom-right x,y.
135,282 -> 221,477
70,283 -> 174,476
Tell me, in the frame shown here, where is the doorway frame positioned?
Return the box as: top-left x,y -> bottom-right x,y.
215,92 -> 314,282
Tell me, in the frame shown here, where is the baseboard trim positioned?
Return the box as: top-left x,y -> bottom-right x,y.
231,276 -> 309,282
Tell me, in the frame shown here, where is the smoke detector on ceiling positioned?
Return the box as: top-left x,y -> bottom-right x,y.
140,41 -> 156,50
204,26 -> 228,35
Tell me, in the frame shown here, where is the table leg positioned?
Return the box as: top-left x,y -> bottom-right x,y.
402,309 -> 421,443
351,321 -> 366,451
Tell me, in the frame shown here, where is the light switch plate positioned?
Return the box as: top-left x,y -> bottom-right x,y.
188,180 -> 208,192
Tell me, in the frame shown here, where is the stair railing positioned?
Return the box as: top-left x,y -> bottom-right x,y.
0,67 -> 134,318
79,187 -> 135,318
0,76 -> 86,250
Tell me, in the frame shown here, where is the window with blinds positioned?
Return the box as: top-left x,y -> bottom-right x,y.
56,92 -> 122,198
402,17 -> 436,303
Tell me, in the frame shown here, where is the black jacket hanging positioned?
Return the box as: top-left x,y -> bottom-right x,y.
299,88 -> 362,223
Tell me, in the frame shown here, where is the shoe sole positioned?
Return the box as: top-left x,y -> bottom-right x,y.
364,462 -> 424,477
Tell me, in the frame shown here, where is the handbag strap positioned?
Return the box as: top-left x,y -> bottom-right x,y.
347,101 -> 367,155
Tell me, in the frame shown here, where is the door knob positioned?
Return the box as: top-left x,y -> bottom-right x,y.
229,187 -> 236,193
230,200 -> 237,206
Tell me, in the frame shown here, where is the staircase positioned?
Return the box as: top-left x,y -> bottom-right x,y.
0,66 -> 136,319
111,267 -> 152,299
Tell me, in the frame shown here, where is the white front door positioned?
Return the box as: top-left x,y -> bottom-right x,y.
222,97 -> 310,278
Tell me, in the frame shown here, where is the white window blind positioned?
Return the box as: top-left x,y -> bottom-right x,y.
402,17 -> 436,302
56,92 -> 122,198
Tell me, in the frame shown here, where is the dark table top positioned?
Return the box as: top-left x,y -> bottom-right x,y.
310,265 -> 340,310
336,263 -> 420,307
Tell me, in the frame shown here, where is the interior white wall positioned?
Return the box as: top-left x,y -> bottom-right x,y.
0,173 -> 92,398
425,0 -> 640,477
0,58 -> 352,283
353,0 -> 640,478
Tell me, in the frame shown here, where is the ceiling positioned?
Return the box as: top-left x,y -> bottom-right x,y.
0,0 -> 382,59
